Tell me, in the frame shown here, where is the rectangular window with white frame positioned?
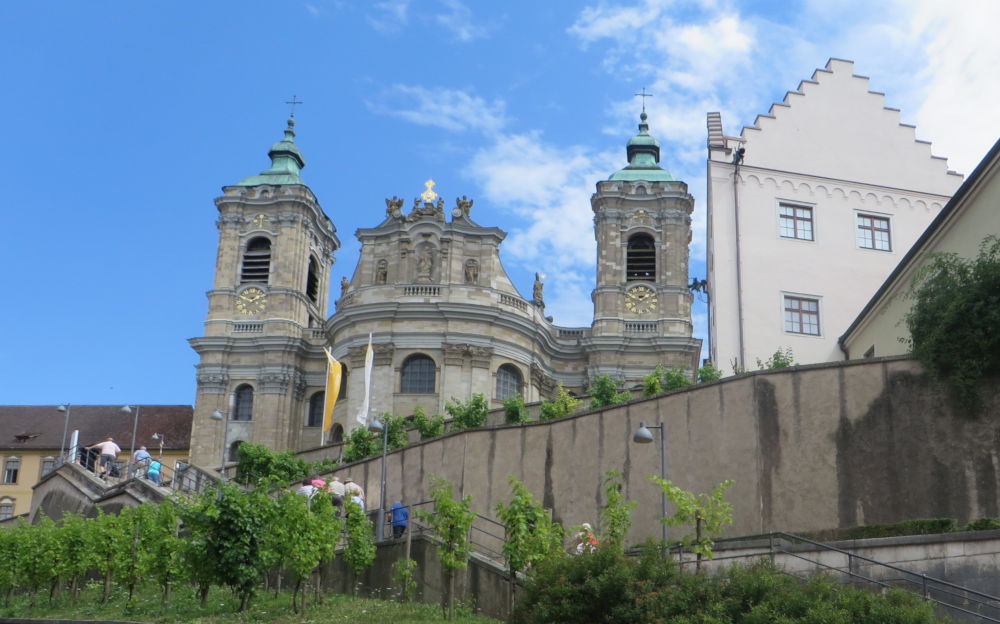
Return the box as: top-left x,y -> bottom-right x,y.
3,458 -> 19,484
0,499 -> 12,521
856,213 -> 891,251
783,295 -> 821,336
779,203 -> 814,241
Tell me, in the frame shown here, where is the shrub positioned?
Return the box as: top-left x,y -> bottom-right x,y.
697,363 -> 722,383
412,406 -> 445,439
342,426 -> 379,463
502,394 -> 529,424
965,517 -> 1000,531
756,346 -> 796,370
446,393 -> 489,430
587,374 -> 631,408
539,385 -> 580,420
905,235 -> 1000,413
512,554 -> 945,624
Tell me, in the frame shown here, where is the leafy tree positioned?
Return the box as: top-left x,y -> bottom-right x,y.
412,406 -> 445,439
539,385 -> 581,420
177,490 -> 222,608
343,499 -> 376,593
495,476 -> 565,609
697,363 -> 722,383
905,235 -> 1000,413
235,442 -> 311,486
392,557 -> 418,602
502,394 -> 529,424
90,509 -> 129,604
137,500 -> 184,604
15,516 -> 60,606
756,347 -> 795,370
383,413 -> 409,450
651,477 -> 734,568
208,484 -> 268,611
342,425 -> 380,463
0,526 -> 15,606
588,374 -> 631,408
446,393 -> 489,430
56,512 -> 95,604
599,470 -> 635,552
643,365 -> 694,396
415,475 -> 476,619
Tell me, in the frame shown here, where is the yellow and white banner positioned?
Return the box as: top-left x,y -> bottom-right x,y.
321,348 -> 342,445
355,333 -> 374,428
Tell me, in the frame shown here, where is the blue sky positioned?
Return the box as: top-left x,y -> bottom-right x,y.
2,0 -> 998,406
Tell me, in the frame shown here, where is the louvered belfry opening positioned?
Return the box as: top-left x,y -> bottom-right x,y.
306,256 -> 320,303
241,237 -> 272,283
626,234 -> 656,280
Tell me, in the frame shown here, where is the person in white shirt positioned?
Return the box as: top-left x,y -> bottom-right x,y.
86,437 -> 121,479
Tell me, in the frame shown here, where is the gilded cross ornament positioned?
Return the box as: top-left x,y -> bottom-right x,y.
421,179 -> 438,203
251,214 -> 269,229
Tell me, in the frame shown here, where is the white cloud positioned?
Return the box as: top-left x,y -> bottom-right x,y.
434,0 -> 489,42
368,0 -> 410,34
906,0 -> 1000,174
369,85 -> 508,134
465,132 -> 621,325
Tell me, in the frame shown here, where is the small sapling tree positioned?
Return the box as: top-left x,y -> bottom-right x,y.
496,476 -> 565,608
416,475 -> 476,619
599,470 -> 636,552
650,477 -> 734,569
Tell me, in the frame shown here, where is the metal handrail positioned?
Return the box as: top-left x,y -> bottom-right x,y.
671,531 -> 1000,623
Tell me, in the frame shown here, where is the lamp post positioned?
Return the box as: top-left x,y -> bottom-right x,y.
56,404 -> 72,461
151,433 -> 165,458
209,410 -> 228,486
367,415 -> 390,542
121,405 -> 141,478
633,421 -> 668,546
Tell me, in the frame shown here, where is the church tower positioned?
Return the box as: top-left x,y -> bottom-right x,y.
588,110 -> 702,379
189,116 -> 339,468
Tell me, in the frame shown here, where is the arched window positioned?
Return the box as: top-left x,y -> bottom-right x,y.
0,498 -> 12,521
339,366 -> 349,400
626,233 -> 656,281
233,385 -> 254,421
306,256 -> 320,303
496,364 -> 523,400
307,392 -> 324,427
400,354 -> 436,394
240,237 -> 272,284
228,440 -> 244,463
330,424 -> 344,444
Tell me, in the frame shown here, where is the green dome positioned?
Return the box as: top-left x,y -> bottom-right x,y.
237,117 -> 307,186
609,111 -> 674,182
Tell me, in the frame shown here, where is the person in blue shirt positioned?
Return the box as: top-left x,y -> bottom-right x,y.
147,460 -> 161,485
390,502 -> 409,539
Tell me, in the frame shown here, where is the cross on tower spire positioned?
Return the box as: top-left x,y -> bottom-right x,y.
285,95 -> 304,118
634,87 -> 653,113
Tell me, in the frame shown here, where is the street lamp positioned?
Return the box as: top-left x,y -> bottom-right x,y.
209,410 -> 228,485
56,404 -> 72,461
151,433 -> 165,458
368,415 -> 390,542
121,405 -> 141,478
633,421 -> 668,546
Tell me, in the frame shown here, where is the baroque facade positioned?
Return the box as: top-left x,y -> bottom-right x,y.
707,59 -> 963,371
189,112 -> 701,466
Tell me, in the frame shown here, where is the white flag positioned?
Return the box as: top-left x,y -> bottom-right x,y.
355,333 -> 374,428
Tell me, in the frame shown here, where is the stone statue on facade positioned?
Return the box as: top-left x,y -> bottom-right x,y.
456,195 -> 474,218
464,259 -> 479,284
375,260 -> 388,285
533,272 -> 544,307
416,246 -> 434,282
385,196 -> 404,219
340,276 -> 349,296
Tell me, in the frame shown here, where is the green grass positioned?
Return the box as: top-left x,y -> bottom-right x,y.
0,582 -> 500,623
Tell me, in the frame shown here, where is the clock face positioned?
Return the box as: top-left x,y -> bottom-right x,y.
235,287 -> 267,315
625,285 -> 657,315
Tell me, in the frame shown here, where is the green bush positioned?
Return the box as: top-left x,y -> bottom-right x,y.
807,518 -> 960,541
342,426 -> 380,463
697,363 -> 722,383
539,385 -> 580,420
412,406 -> 445,439
587,374 -> 631,408
905,235 -> 1000,413
512,552 -> 945,624
756,346 -> 796,370
446,393 -> 489,430
502,394 -> 529,424
965,517 -> 1000,531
